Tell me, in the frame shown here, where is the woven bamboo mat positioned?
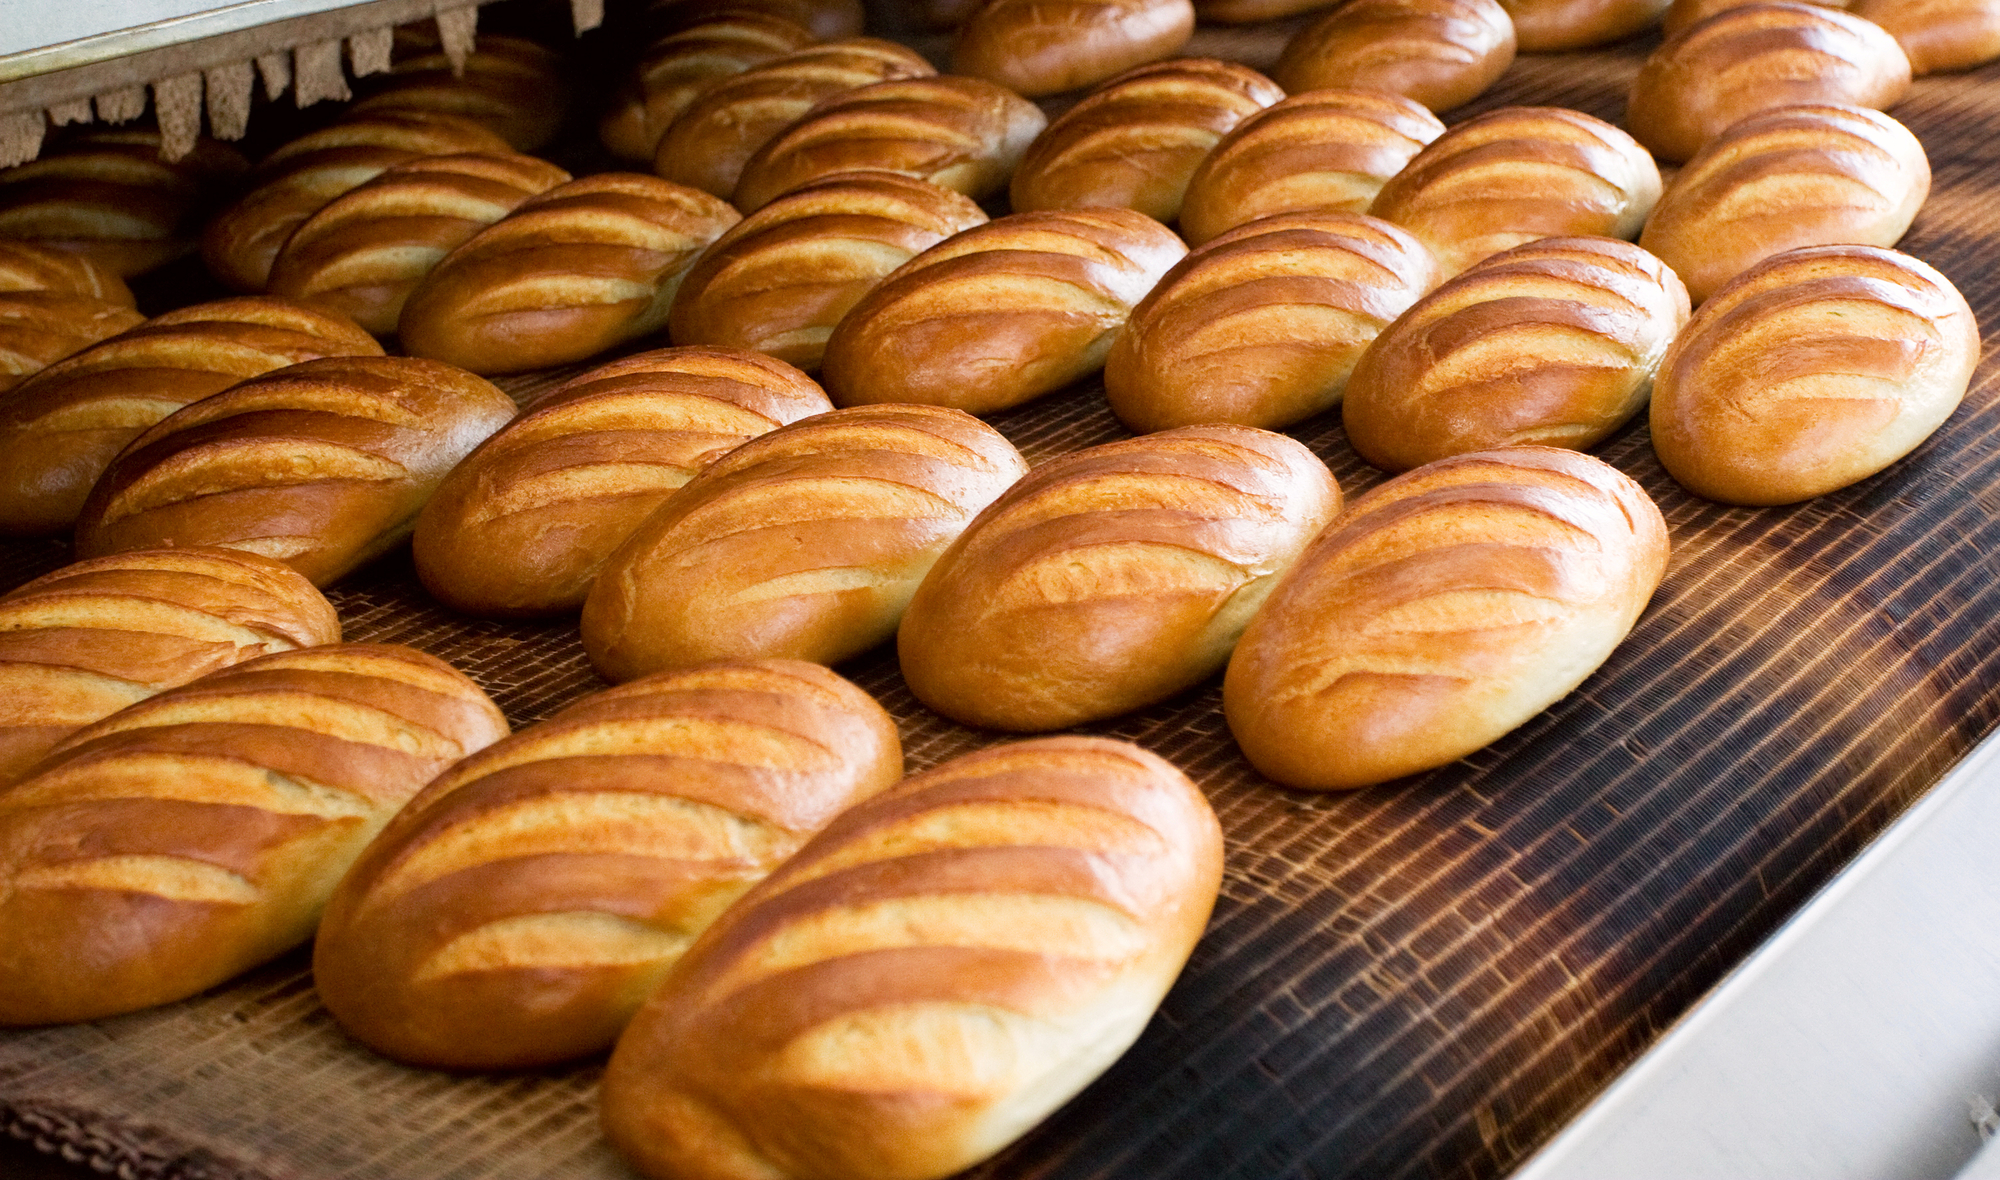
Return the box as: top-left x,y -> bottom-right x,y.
3,20 -> 2000,1180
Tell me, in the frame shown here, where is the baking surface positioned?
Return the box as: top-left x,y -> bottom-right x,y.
2,25 -> 2000,1180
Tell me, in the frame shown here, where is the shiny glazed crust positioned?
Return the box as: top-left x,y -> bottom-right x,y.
1855,0 -> 2000,73
952,0 -> 1198,97
600,13 -> 820,162
348,36 -> 571,152
0,293 -> 145,395
1274,0 -> 1517,110
600,735 -> 1224,1180
0,131 -> 247,278
1497,0 -> 1669,50
0,242 -> 135,303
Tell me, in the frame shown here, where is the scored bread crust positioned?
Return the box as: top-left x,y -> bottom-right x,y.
1497,0 -> 1668,51
1274,0 -> 1517,111
952,0 -> 1198,98
1224,446 -> 1669,790
0,643 -> 508,1026
1854,0 -> 2000,73
348,35 -> 572,153
0,130 -> 248,278
599,734 -> 1223,1180
314,658 -> 901,1070
599,12 -> 820,163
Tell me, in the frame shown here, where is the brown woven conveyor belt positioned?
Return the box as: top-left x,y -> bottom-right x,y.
3,19 -> 2000,1180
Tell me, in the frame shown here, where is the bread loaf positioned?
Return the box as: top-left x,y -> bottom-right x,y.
1178,88 -> 1445,247
414,346 -> 832,616
600,734 -> 1223,1180
1196,0 -> 1344,23
399,173 -> 740,375
0,130 -> 247,277
0,241 -> 135,304
1224,447 -> 1668,790
1497,0 -> 1667,49
0,547 -> 340,786
1659,0 -> 1828,35
0,243 -> 144,394
1105,212 -> 1439,432
1628,3 -> 1912,162
75,355 -> 517,586
0,297 -> 384,536
899,425 -> 1340,730
314,659 -> 900,1069
653,40 -> 938,199
1854,0 -> 2000,72
200,111 -> 510,293
0,644 -> 507,1026
1008,58 -> 1285,222
581,404 -> 1028,682
1369,105 -> 1662,276
1639,104 -> 1929,306
349,35 -> 570,152
1650,244 -> 1979,505
600,13 -> 819,163
820,207 -> 1188,415
953,0 -> 1197,98
668,172 -> 989,371
731,76 -> 1048,212
266,151 -> 573,336
643,0 -> 865,41
1274,0 -> 1516,111
1343,237 -> 1691,471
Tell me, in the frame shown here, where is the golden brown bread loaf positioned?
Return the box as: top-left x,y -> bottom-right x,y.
1008,58 -> 1285,222
1343,237 -> 1691,471
1369,105 -> 1662,276
580,404 -> 1028,682
1224,447 -> 1668,790
643,0 -> 866,40
398,173 -> 740,375
653,40 -> 938,199
413,346 -> 832,617
1659,0 -> 1839,35
1105,212 -> 1439,432
0,547 -> 340,787
668,172 -> 989,370
1649,244 -> 1979,505
1854,0 -> 2000,72
0,643 -> 507,1026
1497,0 -> 1667,49
1197,0 -> 1343,23
0,130 -> 247,277
952,0 -> 1197,98
1627,2 -> 1913,163
820,207 -> 1188,415
730,75 -> 1049,211
74,355 -> 517,586
1178,88 -> 1445,247
1274,0 -> 1517,111
600,13 -> 820,163
266,152 -> 573,336
0,297 -> 384,536
0,241 -> 135,304
200,111 -> 511,293
898,426 -> 1340,731
0,244 -> 144,395
1639,104 -> 1929,306
314,658 -> 901,1069
348,35 -> 570,152
600,734 -> 1224,1180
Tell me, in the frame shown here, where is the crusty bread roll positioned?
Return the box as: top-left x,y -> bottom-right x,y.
1197,0 -> 1343,23
0,297 -> 383,536
820,207 -> 1187,415
1369,105 -> 1662,276
581,404 -> 1028,682
899,426 -> 1340,730
201,111 -> 510,293
731,75 -> 1049,211
414,346 -> 832,617
1854,0 -> 2000,72
75,355 -> 517,586
668,172 -> 988,371
1650,244 -> 1979,505
643,0 -> 865,40
0,644 -> 507,1026
1628,2 -> 1912,163
600,13 -> 819,163
1178,88 -> 1445,248
0,547 -> 340,787
600,734 -> 1223,1180
953,0 -> 1197,98
349,35 -> 570,152
1106,212 -> 1438,433
1497,0 -> 1667,49
1344,237 -> 1691,471
314,658 -> 900,1069
1225,447 -> 1668,790
1274,0 -> 1517,111
267,152 -> 573,336
1008,58 -> 1285,222
399,173 -> 740,375
1639,104 -> 1929,306
0,242 -> 144,394
653,40 -> 937,199
0,130 -> 247,277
